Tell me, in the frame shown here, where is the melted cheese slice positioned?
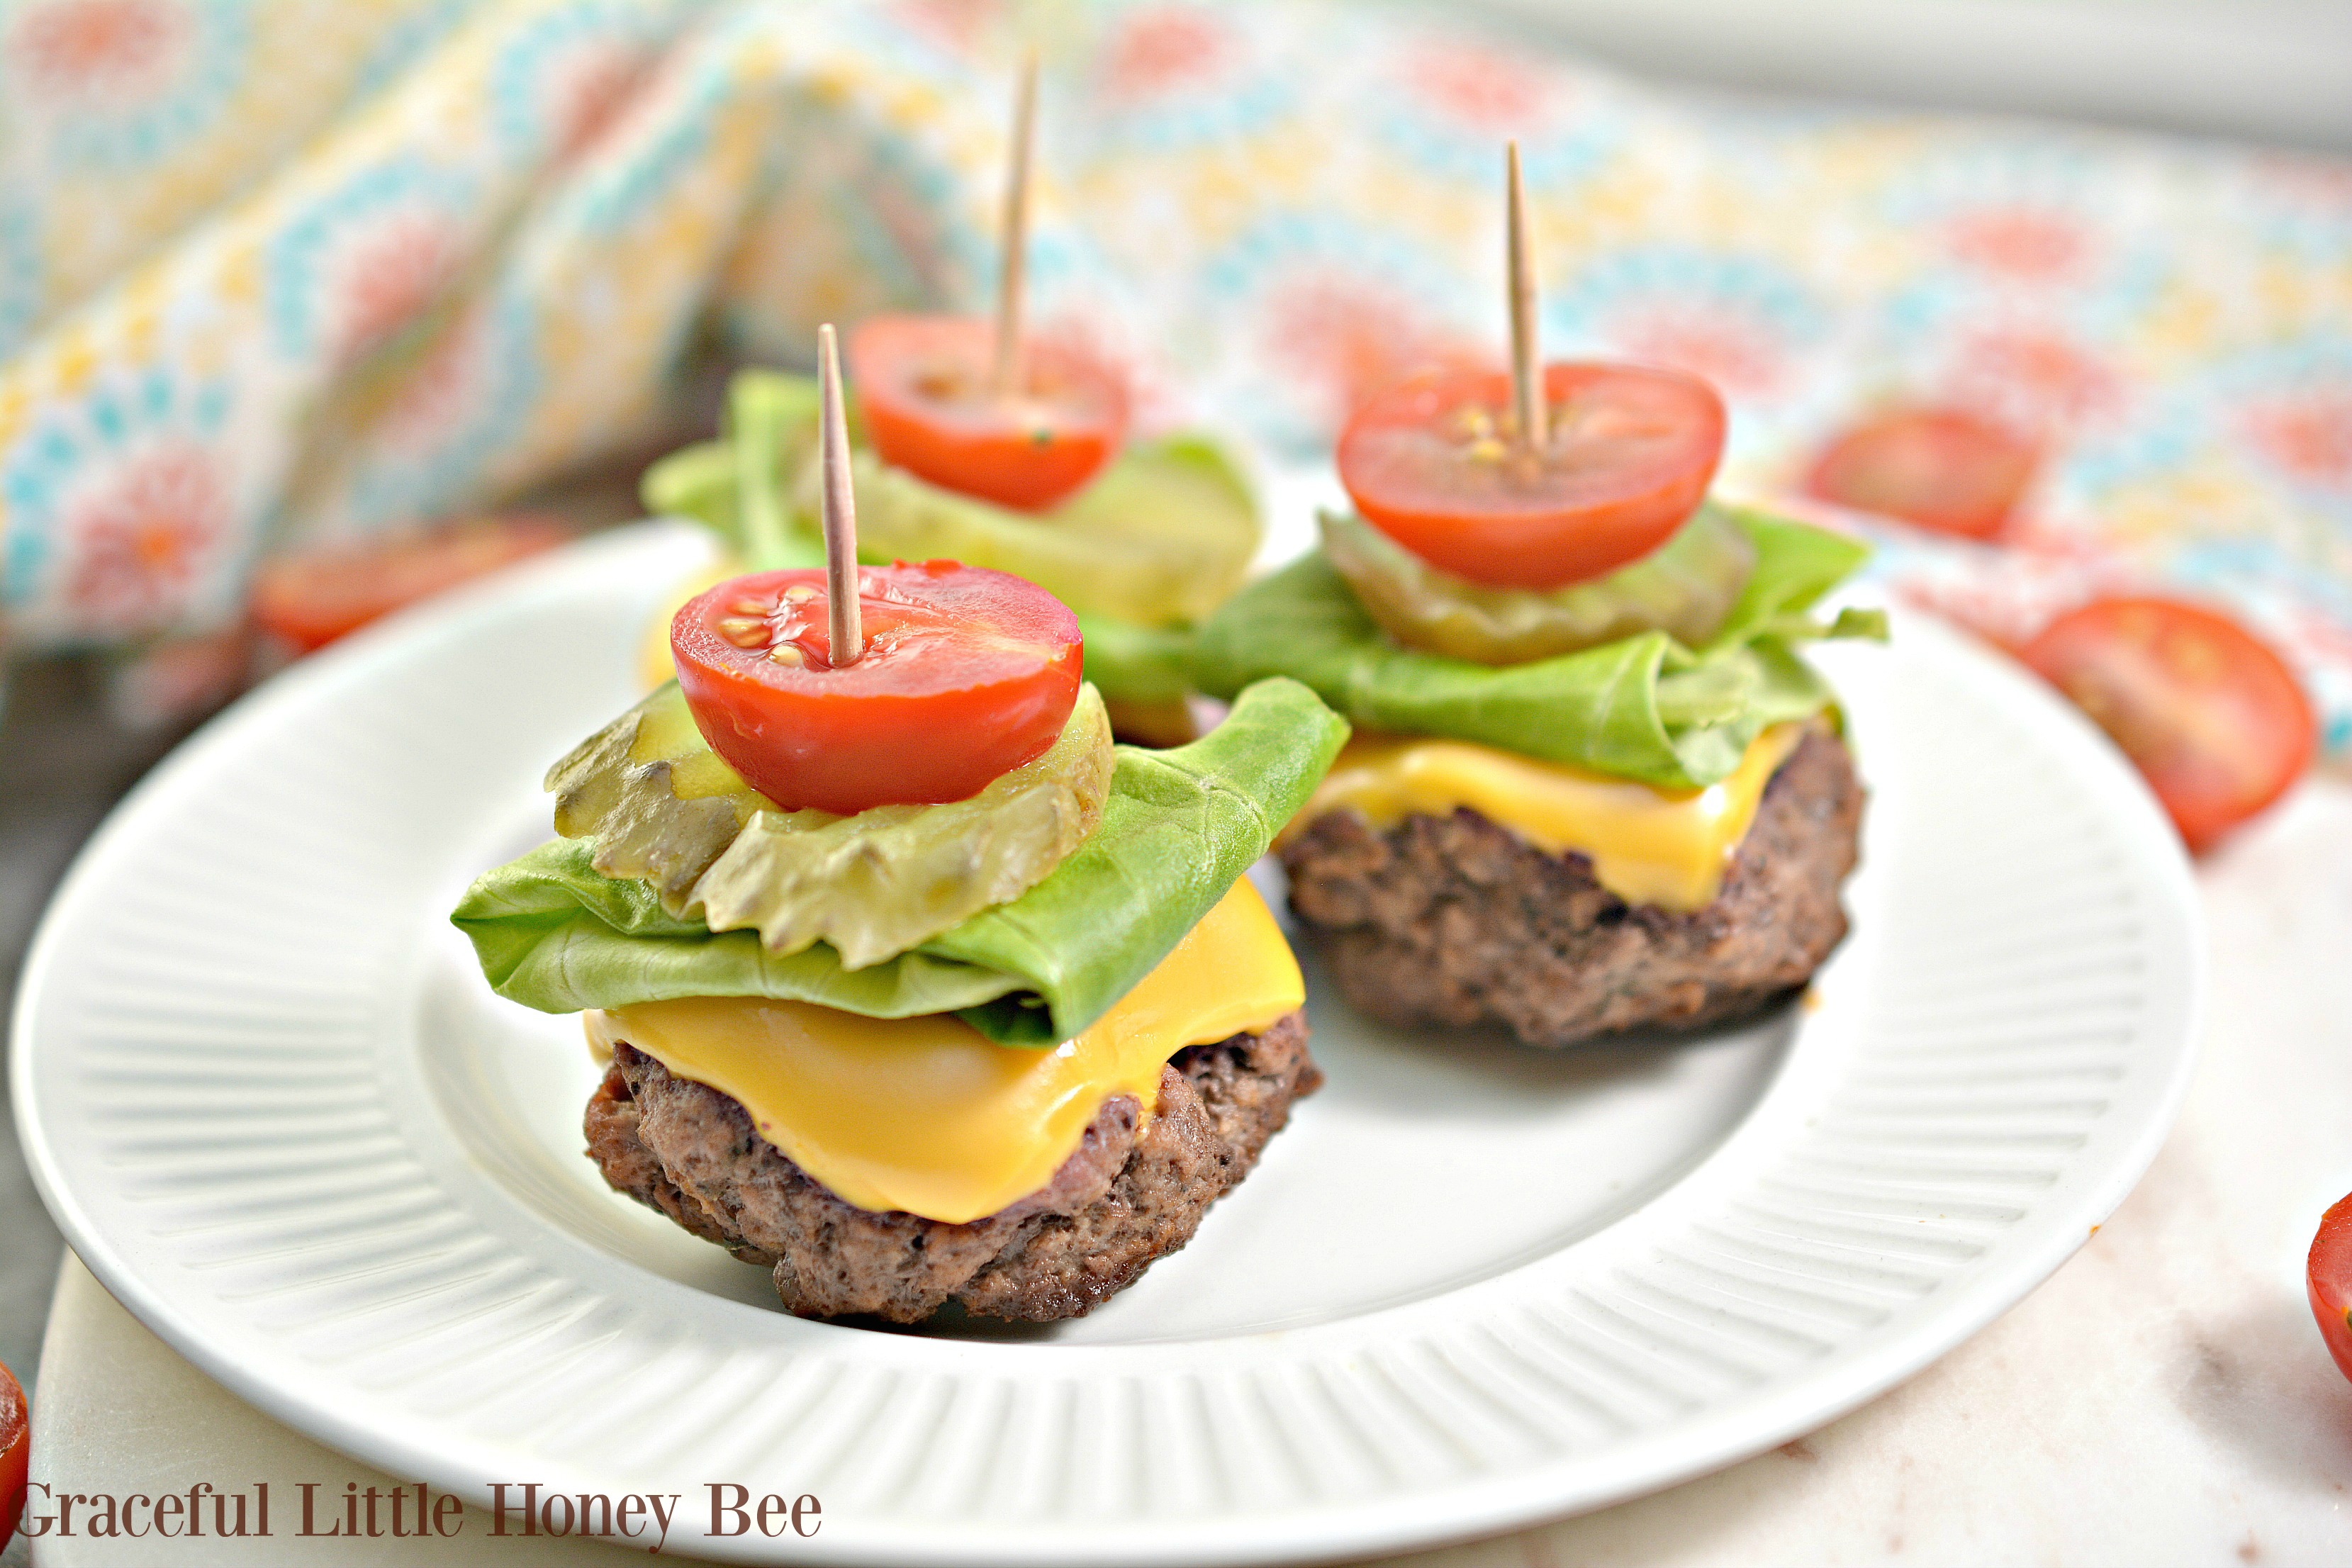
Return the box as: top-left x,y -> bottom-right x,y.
1294,724 -> 1804,911
586,879 -> 1303,1224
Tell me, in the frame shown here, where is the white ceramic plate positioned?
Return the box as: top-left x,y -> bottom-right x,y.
14,522 -> 2200,1566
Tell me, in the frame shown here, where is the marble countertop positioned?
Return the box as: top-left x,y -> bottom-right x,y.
19,781 -> 2352,1567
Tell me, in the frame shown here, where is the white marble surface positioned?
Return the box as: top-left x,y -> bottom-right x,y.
23,782 -> 2352,1567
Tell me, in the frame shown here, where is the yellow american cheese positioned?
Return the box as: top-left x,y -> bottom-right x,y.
1293,724 -> 1804,911
586,879 -> 1303,1225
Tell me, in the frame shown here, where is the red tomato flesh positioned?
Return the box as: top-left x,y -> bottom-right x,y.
1805,407 -> 2038,541
671,561 -> 1082,815
252,513 -> 572,653
1335,362 -> 1727,590
0,1360 -> 24,1555
2020,596 -> 2315,853
849,315 -> 1128,513
2309,1194 -> 2352,1384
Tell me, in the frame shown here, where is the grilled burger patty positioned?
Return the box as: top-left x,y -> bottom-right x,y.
586,1012 -> 1318,1322
1279,728 -> 1863,1048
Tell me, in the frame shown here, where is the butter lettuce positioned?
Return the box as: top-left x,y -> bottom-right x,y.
641,372 -> 827,570
1190,505 -> 1883,790
1074,612 -> 1198,704
452,678 -> 1348,1045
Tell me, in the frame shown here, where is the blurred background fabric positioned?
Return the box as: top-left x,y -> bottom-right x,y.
1,0 -> 2348,751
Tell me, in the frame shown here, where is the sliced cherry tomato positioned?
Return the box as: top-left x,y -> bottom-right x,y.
672,561 -> 1081,814
1335,362 -> 1727,590
0,1359 -> 24,1555
2310,1194 -> 2352,1383
2020,596 -> 2315,853
251,513 -> 572,653
1805,407 -> 2038,541
849,315 -> 1128,513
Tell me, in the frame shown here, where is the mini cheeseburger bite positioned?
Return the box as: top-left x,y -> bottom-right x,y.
638,62 -> 1253,747
1190,147 -> 1880,1049
455,329 -> 1348,1321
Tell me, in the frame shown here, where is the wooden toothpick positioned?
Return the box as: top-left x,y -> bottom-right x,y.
1506,140 -> 1545,454
817,323 -> 862,667
990,50 -> 1038,398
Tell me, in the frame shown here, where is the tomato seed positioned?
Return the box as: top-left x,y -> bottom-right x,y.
784,585 -> 816,603
729,597 -> 771,616
769,644 -> 805,666
718,617 -> 770,647
1452,405 -> 1495,439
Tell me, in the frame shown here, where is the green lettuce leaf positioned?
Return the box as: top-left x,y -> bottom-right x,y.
639,371 -> 827,571
1075,611 -> 1198,704
450,838 -> 1022,1022
1189,505 -> 1881,789
452,678 -> 1348,1045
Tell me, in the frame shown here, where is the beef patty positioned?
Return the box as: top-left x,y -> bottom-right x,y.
585,1010 -> 1317,1323
1279,728 -> 1863,1048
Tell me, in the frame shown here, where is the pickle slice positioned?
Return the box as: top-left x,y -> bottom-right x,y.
805,437 -> 1259,629
548,682 -> 1116,969
1320,502 -> 1758,664
546,683 -> 779,913
644,370 -> 1259,630
695,685 -> 1114,969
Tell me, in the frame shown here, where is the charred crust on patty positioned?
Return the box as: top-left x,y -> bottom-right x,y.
584,1069 -> 777,1265
1278,727 -> 1863,1048
584,1011 -> 1318,1323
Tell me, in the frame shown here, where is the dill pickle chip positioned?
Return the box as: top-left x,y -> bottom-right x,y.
695,685 -> 1114,969
647,369 -> 1258,630
1320,502 -> 1757,665
546,683 -> 779,913
802,437 -> 1258,629
547,681 -> 1116,968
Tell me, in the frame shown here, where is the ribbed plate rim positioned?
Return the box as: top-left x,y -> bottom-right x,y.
13,521 -> 2203,1566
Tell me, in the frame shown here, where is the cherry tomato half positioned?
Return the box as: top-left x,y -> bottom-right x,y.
849,315 -> 1129,513
672,561 -> 1081,814
1337,362 -> 1727,590
0,1359 -> 24,1555
252,513 -> 572,653
1805,407 -> 2038,541
2314,1194 -> 2352,1382
2310,1194 -> 2352,1384
2020,596 -> 2315,853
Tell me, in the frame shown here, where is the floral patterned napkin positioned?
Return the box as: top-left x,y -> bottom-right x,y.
2,0 -> 2346,752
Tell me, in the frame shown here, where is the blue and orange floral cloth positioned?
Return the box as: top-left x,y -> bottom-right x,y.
3,0 -> 2348,753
